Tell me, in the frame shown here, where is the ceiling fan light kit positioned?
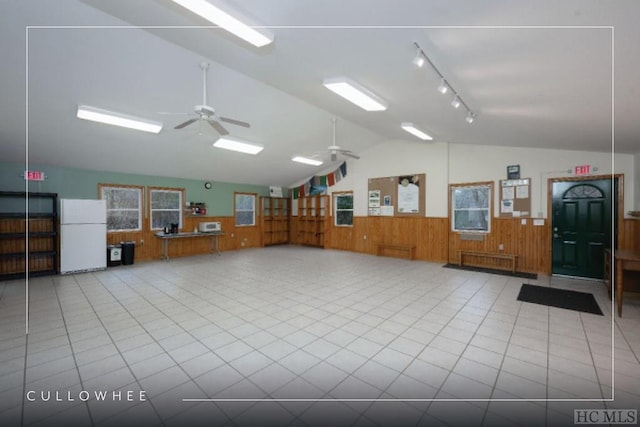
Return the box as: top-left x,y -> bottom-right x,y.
76,105 -> 163,134
213,136 -> 263,155
323,77 -> 388,112
171,0 -> 273,47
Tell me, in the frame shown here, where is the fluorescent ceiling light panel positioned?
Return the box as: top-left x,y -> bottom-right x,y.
323,77 -> 387,111
213,137 -> 263,155
172,0 -> 273,47
292,156 -> 323,166
76,105 -> 162,134
401,123 -> 433,141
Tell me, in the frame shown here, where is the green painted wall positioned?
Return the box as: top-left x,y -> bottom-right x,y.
0,161 -> 281,216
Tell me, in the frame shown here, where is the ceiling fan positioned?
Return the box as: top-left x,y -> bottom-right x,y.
326,117 -> 359,162
171,62 -> 250,135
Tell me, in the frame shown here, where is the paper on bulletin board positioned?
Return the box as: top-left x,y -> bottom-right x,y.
369,207 -> 381,216
368,190 -> 381,207
381,206 -> 394,216
501,199 -> 513,213
516,185 -> 529,199
502,186 -> 515,200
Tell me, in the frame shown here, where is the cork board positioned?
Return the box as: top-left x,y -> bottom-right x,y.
499,178 -> 531,218
367,173 -> 425,217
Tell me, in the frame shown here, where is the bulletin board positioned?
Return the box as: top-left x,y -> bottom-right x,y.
367,173 -> 425,217
499,178 -> 531,218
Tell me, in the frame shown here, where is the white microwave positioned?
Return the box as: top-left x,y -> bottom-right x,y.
198,221 -> 221,233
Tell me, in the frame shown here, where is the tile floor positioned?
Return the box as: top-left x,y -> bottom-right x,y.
1,246 -> 639,426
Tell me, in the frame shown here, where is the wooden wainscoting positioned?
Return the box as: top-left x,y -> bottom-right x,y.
448,217 -> 550,274
105,216 -> 259,262
325,216 -> 449,263
621,218 -> 640,252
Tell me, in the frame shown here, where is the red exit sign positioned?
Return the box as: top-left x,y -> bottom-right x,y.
24,170 -> 45,181
574,164 -> 592,176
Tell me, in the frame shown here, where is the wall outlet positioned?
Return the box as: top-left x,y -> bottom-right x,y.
139,239 -> 144,246
498,244 -> 504,251
363,235 -> 367,240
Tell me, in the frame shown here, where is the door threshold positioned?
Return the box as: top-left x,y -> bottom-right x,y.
552,273 -> 604,282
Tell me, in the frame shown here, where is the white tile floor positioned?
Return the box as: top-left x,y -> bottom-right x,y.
1,245 -> 639,426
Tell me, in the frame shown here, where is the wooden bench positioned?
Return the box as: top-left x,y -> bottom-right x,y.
377,243 -> 416,260
459,250 -> 518,273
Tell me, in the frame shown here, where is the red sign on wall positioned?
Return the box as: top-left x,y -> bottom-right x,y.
574,164 -> 591,176
24,170 -> 45,181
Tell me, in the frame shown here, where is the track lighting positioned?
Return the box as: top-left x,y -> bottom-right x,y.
412,41 -> 477,124
437,78 -> 448,94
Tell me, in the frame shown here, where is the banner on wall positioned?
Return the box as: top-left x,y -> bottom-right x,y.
290,162 -> 347,199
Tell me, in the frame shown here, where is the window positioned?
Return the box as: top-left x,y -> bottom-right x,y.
100,185 -> 142,231
451,184 -> 492,232
150,188 -> 183,230
235,193 -> 256,226
334,192 -> 353,226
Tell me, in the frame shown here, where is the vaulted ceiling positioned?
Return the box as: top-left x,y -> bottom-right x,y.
1,0 -> 637,186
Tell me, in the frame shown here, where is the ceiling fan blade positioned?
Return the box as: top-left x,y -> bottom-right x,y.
341,150 -> 360,160
174,118 -> 198,129
219,116 -> 251,128
209,120 -> 229,135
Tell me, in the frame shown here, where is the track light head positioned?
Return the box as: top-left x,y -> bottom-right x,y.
412,50 -> 425,68
465,111 -> 476,124
437,78 -> 448,94
451,96 -> 461,109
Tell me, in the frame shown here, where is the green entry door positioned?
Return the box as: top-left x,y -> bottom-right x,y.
551,179 -> 614,279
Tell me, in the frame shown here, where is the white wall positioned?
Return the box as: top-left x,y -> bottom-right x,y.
329,139 -> 635,218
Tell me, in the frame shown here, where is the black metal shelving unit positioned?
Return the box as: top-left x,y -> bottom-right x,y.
0,191 -> 58,280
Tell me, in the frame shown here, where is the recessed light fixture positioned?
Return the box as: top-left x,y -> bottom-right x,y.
401,123 -> 433,141
323,77 -> 387,111
292,156 -> 323,166
76,105 -> 163,134
171,0 -> 273,47
213,136 -> 263,154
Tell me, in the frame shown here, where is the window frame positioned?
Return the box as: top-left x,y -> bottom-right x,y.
334,191 -> 354,227
99,184 -> 143,232
148,187 -> 184,231
234,192 -> 257,227
450,181 -> 493,233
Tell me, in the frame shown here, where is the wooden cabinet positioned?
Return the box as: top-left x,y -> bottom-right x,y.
294,195 -> 329,248
261,197 -> 290,246
0,191 -> 58,280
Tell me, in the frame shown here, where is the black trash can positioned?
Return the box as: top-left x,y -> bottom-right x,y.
120,241 -> 135,265
107,244 -> 122,267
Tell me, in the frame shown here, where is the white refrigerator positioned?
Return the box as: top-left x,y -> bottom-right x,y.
60,199 -> 107,274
